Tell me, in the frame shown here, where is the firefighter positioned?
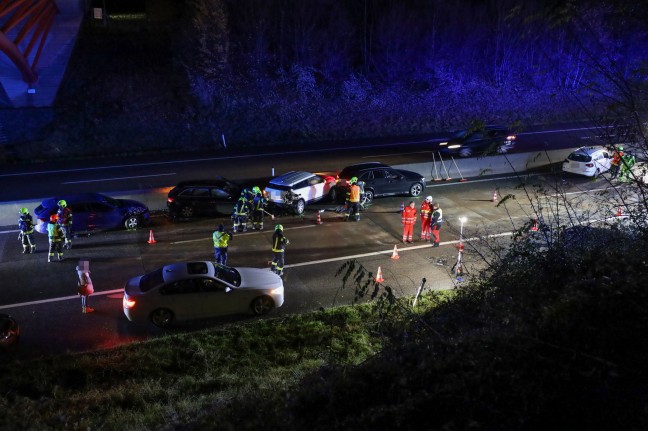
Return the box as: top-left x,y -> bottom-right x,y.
401,201 -> 417,243
609,145 -> 624,179
56,200 -> 73,249
430,202 -> 444,247
345,177 -> 361,221
232,195 -> 250,233
420,196 -> 433,242
250,186 -> 266,230
271,224 -> 289,276
619,151 -> 636,183
212,224 -> 232,265
18,208 -> 36,254
47,214 -> 64,262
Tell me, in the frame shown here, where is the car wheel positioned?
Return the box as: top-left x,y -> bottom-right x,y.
593,168 -> 601,178
180,206 -> 194,218
150,308 -> 174,327
409,183 -> 423,197
364,189 -> 374,202
459,147 -> 473,157
294,199 -> 306,215
124,215 -> 140,230
250,296 -> 274,316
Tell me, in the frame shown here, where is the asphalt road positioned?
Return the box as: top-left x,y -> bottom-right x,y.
0,121 -> 620,358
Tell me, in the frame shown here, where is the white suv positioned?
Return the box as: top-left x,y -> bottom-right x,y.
265,171 -> 336,214
562,146 -> 612,177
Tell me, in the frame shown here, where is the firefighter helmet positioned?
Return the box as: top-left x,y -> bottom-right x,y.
618,145 -> 624,151
49,214 -> 58,223
275,224 -> 283,231
58,200 -> 67,208
349,177 -> 358,185
19,207 -> 29,215
425,196 -> 433,203
252,186 -> 261,194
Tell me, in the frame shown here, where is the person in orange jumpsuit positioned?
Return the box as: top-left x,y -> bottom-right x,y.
420,195 -> 433,241
401,201 -> 417,243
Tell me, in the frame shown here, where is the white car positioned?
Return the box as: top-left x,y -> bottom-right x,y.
264,171 -> 336,214
123,262 -> 284,327
562,146 -> 612,177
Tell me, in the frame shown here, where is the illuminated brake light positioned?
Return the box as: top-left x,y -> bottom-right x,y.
123,296 -> 136,309
586,163 -> 594,167
167,197 -> 174,203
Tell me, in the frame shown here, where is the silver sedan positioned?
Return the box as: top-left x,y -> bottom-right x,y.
123,261 -> 284,327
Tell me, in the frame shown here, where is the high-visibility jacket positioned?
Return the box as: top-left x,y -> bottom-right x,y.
402,206 -> 417,225
420,201 -> 431,220
234,198 -> 249,215
19,214 -> 34,234
213,231 -> 231,248
47,222 -> 63,242
57,207 -> 73,226
431,208 -> 443,225
611,150 -> 624,166
347,184 -> 360,203
272,231 -> 288,252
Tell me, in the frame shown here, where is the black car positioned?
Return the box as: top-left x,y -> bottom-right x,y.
438,125 -> 517,158
167,177 -> 241,218
331,162 -> 426,203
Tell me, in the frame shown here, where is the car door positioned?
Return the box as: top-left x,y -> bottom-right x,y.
211,187 -> 237,215
383,169 -> 404,195
85,201 -> 119,231
195,277 -> 237,316
367,169 -> 389,195
596,150 -> 612,172
158,279 -> 205,320
68,203 -> 90,232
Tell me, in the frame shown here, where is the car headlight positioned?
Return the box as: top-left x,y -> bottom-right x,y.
439,141 -> 448,146
448,144 -> 462,149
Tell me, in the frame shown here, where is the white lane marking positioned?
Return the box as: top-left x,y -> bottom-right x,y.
0,229 -> 20,234
62,173 -> 176,184
170,224 -> 319,244
0,232 -> 514,311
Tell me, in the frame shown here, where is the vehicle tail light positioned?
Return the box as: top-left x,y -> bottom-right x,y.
586,163 -> 594,167
167,197 -> 174,204
123,296 -> 136,309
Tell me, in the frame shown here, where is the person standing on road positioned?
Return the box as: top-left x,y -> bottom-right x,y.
430,203 -> 444,247
250,186 -> 266,230
57,200 -> 73,249
232,195 -> 250,233
76,261 -> 95,314
609,145 -> 624,179
212,224 -> 232,265
18,207 -> 36,254
47,214 -> 64,262
344,177 -> 361,222
271,224 -> 289,276
619,151 -> 636,183
402,201 -> 417,243
420,196 -> 433,242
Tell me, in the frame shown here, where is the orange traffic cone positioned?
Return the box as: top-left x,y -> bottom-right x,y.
492,190 -> 498,202
374,266 -> 384,283
391,245 -> 400,260
316,211 -> 323,225
147,229 -> 157,244
616,206 -> 623,217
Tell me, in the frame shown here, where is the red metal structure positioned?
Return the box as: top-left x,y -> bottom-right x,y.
0,0 -> 59,85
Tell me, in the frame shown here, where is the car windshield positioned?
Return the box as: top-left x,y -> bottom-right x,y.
140,268 -> 164,292
451,130 -> 470,139
568,153 -> 592,163
212,263 -> 241,287
100,195 -> 121,207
